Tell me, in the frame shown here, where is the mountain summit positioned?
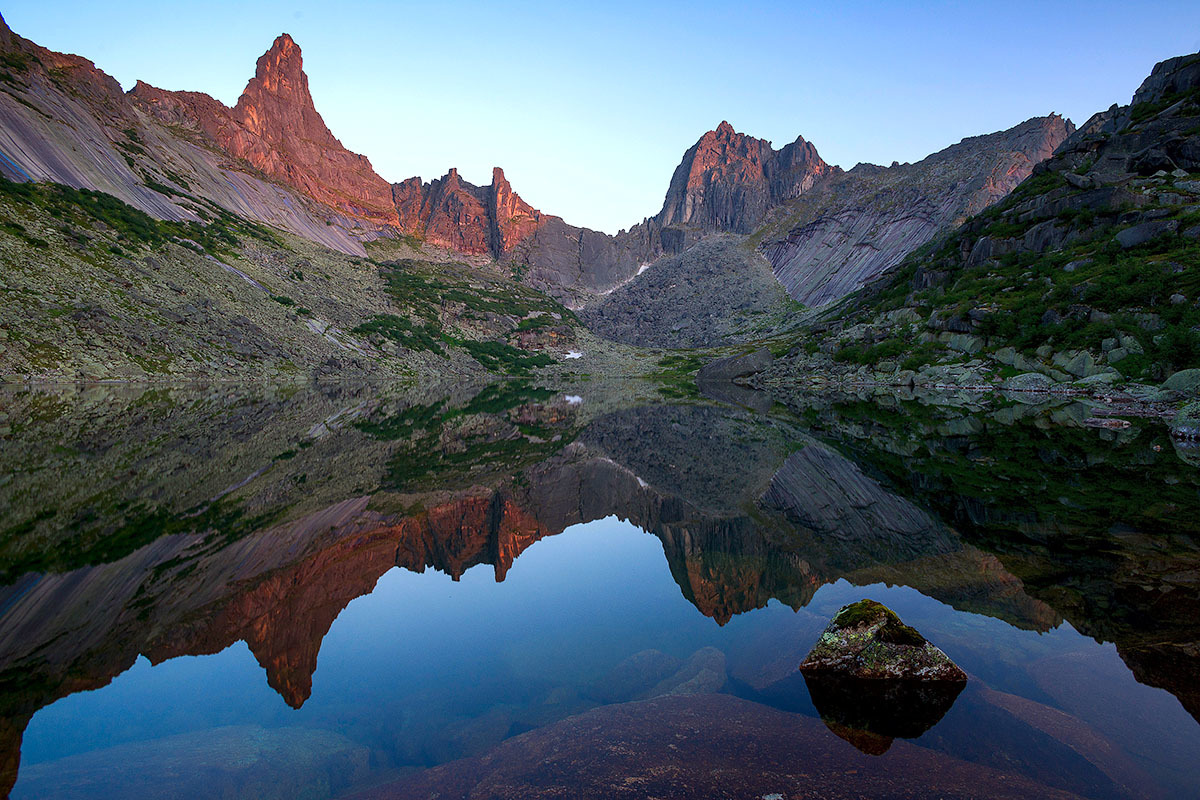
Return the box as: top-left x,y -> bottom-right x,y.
136,34 -> 399,225
656,121 -> 835,234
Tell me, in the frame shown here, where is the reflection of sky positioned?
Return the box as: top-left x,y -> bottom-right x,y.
18,516 -> 1200,795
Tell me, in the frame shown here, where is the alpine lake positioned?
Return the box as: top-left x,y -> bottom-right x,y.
1,377 -> 1197,800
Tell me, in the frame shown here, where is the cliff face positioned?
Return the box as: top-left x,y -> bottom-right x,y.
183,33 -> 399,225
392,166 -> 546,257
0,17 -> 383,254
758,114 -> 1074,307
0,17 -> 642,297
657,121 -> 835,234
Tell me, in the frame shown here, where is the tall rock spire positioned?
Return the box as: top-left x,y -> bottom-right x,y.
214,34 -> 397,224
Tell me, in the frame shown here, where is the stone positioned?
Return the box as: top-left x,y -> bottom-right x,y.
586,649 -> 682,704
1065,350 -> 1099,379
1163,368 -> 1200,394
1171,293 -> 1188,305
1074,372 -> 1120,387
799,600 -> 967,682
1115,219 -> 1178,249
947,333 -> 983,354
353,694 -> 1095,800
697,348 -> 773,382
645,647 -> 727,698
1171,401 -> 1200,440
1120,335 -> 1145,354
1002,372 -> 1055,392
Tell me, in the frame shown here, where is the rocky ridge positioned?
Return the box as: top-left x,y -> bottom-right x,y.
131,34 -> 398,226
743,48 -> 1200,399
0,16 -> 645,300
757,114 -> 1074,307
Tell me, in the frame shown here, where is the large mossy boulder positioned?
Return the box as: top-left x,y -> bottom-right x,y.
1163,368 -> 1200,395
697,348 -> 773,383
799,600 -> 967,682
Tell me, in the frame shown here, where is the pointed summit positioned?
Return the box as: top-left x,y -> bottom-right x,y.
249,33 -> 305,93
657,123 -> 834,233
202,34 -> 398,223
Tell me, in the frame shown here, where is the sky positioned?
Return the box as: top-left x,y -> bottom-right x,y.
5,1 -> 1200,234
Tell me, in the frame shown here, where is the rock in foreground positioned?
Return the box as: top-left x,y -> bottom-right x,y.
800,600 -> 967,681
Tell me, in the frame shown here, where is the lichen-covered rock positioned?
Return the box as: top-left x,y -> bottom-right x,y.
1163,368 -> 1200,395
1171,401 -> 1200,440
799,600 -> 967,682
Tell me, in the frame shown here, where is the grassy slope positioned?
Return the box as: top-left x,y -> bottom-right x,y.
0,177 -> 584,382
756,89 -> 1200,390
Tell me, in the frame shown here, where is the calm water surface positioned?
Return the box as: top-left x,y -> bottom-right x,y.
0,382 -> 1197,799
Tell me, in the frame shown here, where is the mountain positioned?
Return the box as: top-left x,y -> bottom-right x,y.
582,117 -> 1070,346
656,121 -> 835,234
0,16 -> 643,303
745,48 -> 1200,392
758,114 -> 1074,307
392,166 -> 643,303
130,33 -> 399,226
0,17 -> 379,253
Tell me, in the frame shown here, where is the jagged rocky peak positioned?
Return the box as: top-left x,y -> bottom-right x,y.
130,33 -> 398,225
392,166 -> 552,258
657,120 -> 836,234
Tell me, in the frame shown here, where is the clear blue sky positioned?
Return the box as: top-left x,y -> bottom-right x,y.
5,1 -> 1200,233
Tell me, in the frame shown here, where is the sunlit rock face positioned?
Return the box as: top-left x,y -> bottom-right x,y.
130,34 -> 398,226
656,121 -> 836,234
206,34 -> 399,225
391,167 -> 548,258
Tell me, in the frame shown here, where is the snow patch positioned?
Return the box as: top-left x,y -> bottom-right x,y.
563,395 -> 583,405
564,351 -> 583,359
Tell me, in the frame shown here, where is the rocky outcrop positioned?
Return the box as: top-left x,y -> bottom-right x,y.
799,600 -> 967,681
134,34 -> 398,225
759,114 -> 1074,307
697,347 -> 774,382
656,121 -> 835,234
0,17 -> 385,254
1131,53 -> 1200,105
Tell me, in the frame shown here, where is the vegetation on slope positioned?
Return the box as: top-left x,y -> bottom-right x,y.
760,77 -> 1200,392
0,176 -> 581,380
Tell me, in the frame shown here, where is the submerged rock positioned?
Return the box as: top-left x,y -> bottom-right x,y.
799,599 -> 967,682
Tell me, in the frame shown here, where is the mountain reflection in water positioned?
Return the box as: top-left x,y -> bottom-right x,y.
0,381 -> 1198,799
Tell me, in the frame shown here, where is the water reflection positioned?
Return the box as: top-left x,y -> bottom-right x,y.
0,381 -> 1197,798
